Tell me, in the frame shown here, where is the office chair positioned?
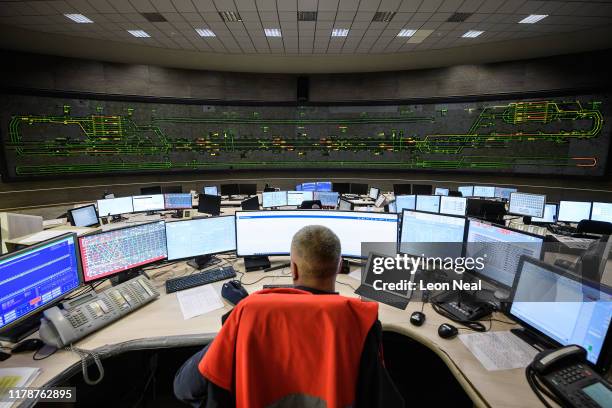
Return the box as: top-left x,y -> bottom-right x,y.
299,200 -> 322,209
199,291 -> 403,407
576,220 -> 612,236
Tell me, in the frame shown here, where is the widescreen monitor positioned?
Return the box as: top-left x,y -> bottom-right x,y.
558,201 -> 592,223
165,216 -> 236,261
97,197 -> 134,217
132,195 -> 165,212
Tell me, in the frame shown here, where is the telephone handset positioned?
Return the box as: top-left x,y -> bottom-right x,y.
527,345 -> 612,408
39,276 -> 159,348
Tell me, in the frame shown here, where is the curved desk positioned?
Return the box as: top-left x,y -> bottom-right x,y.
1,255 -> 548,408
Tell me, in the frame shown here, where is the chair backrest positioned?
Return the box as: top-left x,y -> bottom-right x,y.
200,290 -> 378,408
299,200 -> 322,209
0,212 -> 44,253
577,220 -> 612,235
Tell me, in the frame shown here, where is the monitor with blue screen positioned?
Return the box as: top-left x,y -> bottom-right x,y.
235,210 -> 398,258
300,182 -> 317,191
165,216 -> 236,261
395,195 -> 416,213
203,186 -> 218,196
494,187 -> 518,200
262,191 -> 288,208
416,195 -> 440,213
473,186 -> 495,198
314,191 -> 339,207
509,257 -> 612,370
296,184 -> 302,191
0,234 -> 82,333
316,182 -> 332,191
398,210 -> 466,258
164,193 -> 192,210
458,186 -> 474,197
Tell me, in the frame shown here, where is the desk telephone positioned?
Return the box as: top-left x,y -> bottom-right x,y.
39,276 -> 159,348
527,345 -> 612,408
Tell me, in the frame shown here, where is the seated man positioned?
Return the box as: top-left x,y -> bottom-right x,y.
174,225 -> 403,407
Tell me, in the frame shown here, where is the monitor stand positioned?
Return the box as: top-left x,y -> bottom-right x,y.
171,210 -> 184,219
187,255 -> 218,271
510,327 -> 555,351
0,314 -> 42,343
110,215 -> 128,223
522,216 -> 532,225
111,270 -> 141,286
146,211 -> 157,216
244,256 -> 271,272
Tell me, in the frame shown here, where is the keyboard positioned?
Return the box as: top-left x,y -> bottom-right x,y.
165,266 -> 236,294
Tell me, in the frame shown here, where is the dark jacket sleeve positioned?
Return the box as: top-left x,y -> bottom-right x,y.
173,343 -> 234,408
355,320 -> 405,408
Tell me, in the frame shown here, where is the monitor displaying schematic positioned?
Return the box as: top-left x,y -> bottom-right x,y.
508,192 -> 546,218
165,216 -> 236,261
440,196 -> 467,216
235,210 -> 398,258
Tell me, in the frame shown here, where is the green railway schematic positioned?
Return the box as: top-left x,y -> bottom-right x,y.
0,93 -> 609,179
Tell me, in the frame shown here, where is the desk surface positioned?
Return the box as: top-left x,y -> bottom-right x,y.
2,256 -> 549,408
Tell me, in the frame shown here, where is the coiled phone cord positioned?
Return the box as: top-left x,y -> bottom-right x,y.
66,345 -> 105,385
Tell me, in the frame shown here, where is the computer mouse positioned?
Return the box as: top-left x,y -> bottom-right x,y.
410,311 -> 426,326
12,338 -> 44,353
222,280 -> 249,305
438,323 -> 458,339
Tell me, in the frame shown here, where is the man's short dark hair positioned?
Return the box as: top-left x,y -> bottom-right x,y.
291,225 -> 341,278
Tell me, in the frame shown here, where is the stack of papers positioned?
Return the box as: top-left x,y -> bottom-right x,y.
0,367 -> 41,407
459,331 -> 538,371
176,285 -> 224,320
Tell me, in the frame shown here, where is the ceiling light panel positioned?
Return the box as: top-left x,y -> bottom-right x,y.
331,28 -> 349,37
397,29 -> 416,37
127,30 -> 150,38
195,28 -> 216,37
64,14 -> 93,23
264,28 -> 282,37
298,11 -> 317,21
518,14 -> 548,24
462,30 -> 484,38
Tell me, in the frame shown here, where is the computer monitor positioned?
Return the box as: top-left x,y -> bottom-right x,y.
300,182 -> 317,191
314,192 -> 339,207
203,186 -> 218,196
508,256 -> 612,371
295,184 -> 303,191
591,202 -> 612,223
415,195 -> 440,213
388,201 -> 397,213
220,184 -> 240,196
140,186 -> 162,195
78,221 -> 167,283
434,188 -> 449,196
368,187 -> 380,200
287,191 -> 313,206
473,185 -> 495,198
198,194 -> 221,215
235,210 -> 398,258
162,185 -> 182,194
466,220 -> 543,288
399,210 -> 466,258
558,201 -> 592,223
238,183 -> 257,196
440,196 -> 467,216
531,203 -> 557,224
395,195 -> 416,213
508,192 -> 546,218
316,181 -> 332,191
333,182 -> 351,194
68,204 -> 99,227
393,184 -> 412,195
350,183 -> 369,195
338,199 -> 353,211
165,216 -> 236,261
164,193 -> 192,210
458,186 -> 474,197
0,234 -> 82,335
241,196 -> 260,210
97,197 -> 134,217
412,184 -> 433,195
495,187 -> 517,200
132,194 -> 165,212
262,191 -> 288,208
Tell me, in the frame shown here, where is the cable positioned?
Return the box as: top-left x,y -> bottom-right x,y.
33,346 -> 57,361
525,365 -> 560,408
66,345 -> 105,386
431,302 -> 488,332
335,280 -> 356,291
240,275 -> 289,286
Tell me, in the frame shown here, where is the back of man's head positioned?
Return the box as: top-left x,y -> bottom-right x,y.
290,225 -> 341,284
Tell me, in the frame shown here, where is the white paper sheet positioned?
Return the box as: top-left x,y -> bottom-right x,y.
0,367 -> 41,408
459,331 -> 538,371
176,284 -> 224,320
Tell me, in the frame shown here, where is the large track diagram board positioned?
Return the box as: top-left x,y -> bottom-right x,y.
1,93 -> 609,179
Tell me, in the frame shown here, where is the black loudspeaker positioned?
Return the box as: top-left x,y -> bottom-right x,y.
297,76 -> 309,102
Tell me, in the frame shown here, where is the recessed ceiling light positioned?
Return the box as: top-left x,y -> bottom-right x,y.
518,14 -> 548,24
372,11 -> 396,22
64,14 -> 93,23
127,30 -> 150,38
219,11 -> 242,22
461,30 -> 483,38
397,29 -> 416,37
264,28 -> 281,37
331,28 -> 349,37
195,28 -> 215,37
298,11 -> 317,21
